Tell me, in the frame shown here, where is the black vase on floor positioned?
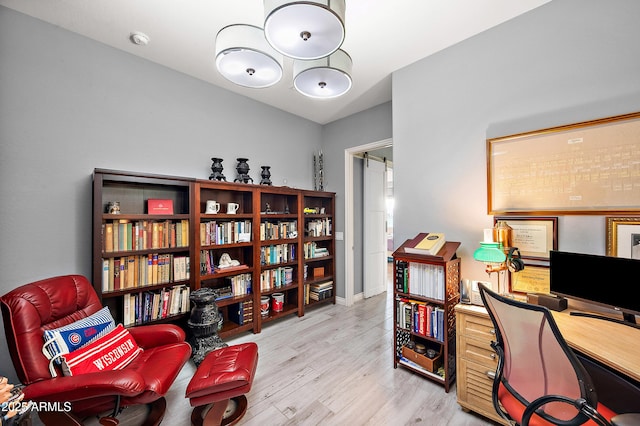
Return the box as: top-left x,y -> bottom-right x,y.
260,166 -> 272,185
187,288 -> 227,366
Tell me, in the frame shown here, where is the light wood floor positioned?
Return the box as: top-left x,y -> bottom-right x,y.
42,289 -> 498,425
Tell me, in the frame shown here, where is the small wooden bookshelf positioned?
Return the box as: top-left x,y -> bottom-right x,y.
392,239 -> 461,392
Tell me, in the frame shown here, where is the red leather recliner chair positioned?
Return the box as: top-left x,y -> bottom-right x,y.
1,275 -> 192,425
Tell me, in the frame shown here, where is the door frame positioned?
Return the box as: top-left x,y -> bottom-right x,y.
344,138 -> 392,306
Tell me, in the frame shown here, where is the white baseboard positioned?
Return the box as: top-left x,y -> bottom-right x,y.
336,292 -> 364,306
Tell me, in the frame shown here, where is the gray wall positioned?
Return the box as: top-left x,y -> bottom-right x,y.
392,0 -> 640,285
0,6 -> 321,381
321,102 -> 393,297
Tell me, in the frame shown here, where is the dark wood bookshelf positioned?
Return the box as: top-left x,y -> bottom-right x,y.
93,169 -> 336,338
392,240 -> 461,393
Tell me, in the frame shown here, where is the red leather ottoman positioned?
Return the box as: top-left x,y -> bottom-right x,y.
186,343 -> 258,426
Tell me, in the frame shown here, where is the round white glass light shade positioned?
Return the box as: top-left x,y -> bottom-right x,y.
293,49 -> 352,98
215,24 -> 283,88
264,0 -> 345,60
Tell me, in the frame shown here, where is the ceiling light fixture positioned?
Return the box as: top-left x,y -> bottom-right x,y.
215,24 -> 284,88
293,49 -> 352,98
264,0 -> 346,60
214,0 -> 352,98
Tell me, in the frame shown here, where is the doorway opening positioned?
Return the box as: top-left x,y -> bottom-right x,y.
344,139 -> 393,306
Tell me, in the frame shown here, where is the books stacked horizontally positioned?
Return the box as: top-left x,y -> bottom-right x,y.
404,232 -> 446,256
309,281 -> 333,302
228,300 -> 253,326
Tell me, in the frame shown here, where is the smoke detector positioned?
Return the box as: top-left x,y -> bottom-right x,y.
130,32 -> 150,46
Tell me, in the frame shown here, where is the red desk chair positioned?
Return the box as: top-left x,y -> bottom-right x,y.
478,283 -> 639,426
1,275 -> 192,425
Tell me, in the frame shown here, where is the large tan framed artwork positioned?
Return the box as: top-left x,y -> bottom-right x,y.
488,111 -> 640,214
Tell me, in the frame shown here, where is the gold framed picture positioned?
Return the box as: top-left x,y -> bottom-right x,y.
606,216 -> 640,258
509,265 -> 550,294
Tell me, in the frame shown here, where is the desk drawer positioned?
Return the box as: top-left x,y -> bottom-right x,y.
458,310 -> 496,343
459,336 -> 498,368
457,357 -> 500,422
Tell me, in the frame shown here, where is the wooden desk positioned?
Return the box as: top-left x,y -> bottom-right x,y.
552,310 -> 640,383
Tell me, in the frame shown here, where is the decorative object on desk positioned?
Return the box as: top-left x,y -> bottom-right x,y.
107,201 -> 120,214
473,242 -> 506,268
313,150 -> 324,191
218,253 -> 240,269
606,216 -> 640,258
494,216 -> 558,260
234,157 -> 253,183
147,199 -> 174,215
187,288 -> 228,366
473,242 -> 508,293
209,157 -> 226,181
526,292 -> 567,311
404,232 -> 446,256
259,166 -> 272,185
226,202 -> 239,214
493,220 -> 513,252
205,200 -> 220,214
506,247 -> 525,273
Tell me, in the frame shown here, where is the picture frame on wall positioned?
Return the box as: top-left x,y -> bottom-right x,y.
494,216 -> 558,260
509,264 -> 550,295
487,111 -> 640,214
606,216 -> 640,258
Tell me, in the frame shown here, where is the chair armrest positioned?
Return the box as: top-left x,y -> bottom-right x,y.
127,324 -> 186,348
23,370 -> 145,402
522,395 -> 608,426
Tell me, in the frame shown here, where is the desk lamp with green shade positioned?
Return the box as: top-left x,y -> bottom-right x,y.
473,241 -> 508,293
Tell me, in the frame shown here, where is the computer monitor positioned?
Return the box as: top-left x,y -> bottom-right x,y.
549,250 -> 640,326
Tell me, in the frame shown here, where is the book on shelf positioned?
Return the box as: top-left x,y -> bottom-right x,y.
309,280 -> 333,291
148,199 -> 174,215
404,233 -> 446,256
215,285 -> 233,300
228,300 -> 254,325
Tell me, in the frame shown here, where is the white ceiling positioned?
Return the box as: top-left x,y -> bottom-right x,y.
0,0 -> 551,124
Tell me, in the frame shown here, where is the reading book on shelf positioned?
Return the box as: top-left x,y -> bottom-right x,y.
404,233 -> 446,256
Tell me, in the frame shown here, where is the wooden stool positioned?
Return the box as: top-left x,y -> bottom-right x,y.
186,343 -> 258,426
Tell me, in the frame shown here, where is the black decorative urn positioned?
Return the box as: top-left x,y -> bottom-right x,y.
209,157 -> 226,181
187,288 -> 227,366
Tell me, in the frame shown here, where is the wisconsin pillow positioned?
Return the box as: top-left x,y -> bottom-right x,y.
61,324 -> 143,377
42,306 -> 115,376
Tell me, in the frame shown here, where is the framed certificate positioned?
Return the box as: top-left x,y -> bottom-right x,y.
494,216 -> 558,260
510,265 -> 550,294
